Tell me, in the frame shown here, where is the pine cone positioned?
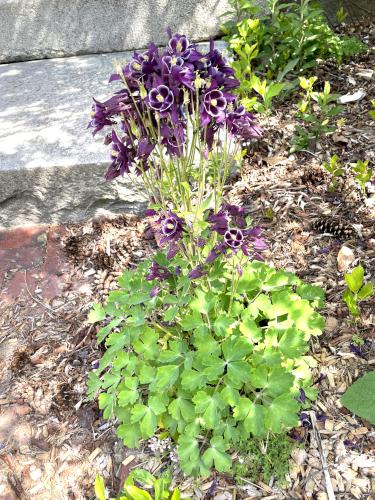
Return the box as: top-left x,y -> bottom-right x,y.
311,217 -> 356,239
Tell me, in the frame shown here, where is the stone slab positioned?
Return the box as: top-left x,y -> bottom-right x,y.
0,43 -> 227,229
0,0 -> 232,63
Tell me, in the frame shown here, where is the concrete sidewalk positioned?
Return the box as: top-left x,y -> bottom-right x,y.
0,42 -> 226,229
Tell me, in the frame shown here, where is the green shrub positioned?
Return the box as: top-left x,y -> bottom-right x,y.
222,0 -> 366,106
87,257 -> 324,477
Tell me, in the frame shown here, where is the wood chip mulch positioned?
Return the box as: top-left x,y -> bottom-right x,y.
0,16 -> 374,500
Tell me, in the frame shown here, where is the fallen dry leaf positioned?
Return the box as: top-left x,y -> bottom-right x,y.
337,246 -> 355,272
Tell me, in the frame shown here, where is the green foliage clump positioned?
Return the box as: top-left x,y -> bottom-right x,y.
290,77 -> 343,152
87,256 -> 324,477
341,371 -> 375,425
95,469 -> 180,500
233,434 -> 295,485
350,160 -> 372,194
222,0 -> 366,107
342,265 -> 374,318
322,154 -> 344,191
369,100 -> 375,120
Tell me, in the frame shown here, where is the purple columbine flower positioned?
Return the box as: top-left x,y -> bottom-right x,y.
150,286 -> 161,298
201,89 -> 227,125
188,265 -> 206,280
106,131 -> 134,180
148,85 -> 174,112
226,106 -> 262,140
161,55 -> 185,73
168,33 -> 192,60
146,261 -> 171,282
160,211 -> 185,244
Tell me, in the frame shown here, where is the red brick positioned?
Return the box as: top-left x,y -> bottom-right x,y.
40,274 -> 66,300
0,225 -> 47,250
0,245 -> 45,272
43,225 -> 68,274
1,271 -> 38,303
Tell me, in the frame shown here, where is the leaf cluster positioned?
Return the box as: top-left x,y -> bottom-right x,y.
350,160 -> 372,194
95,468 -> 180,500
222,0 -> 366,107
290,78 -> 343,152
87,257 -> 325,477
342,265 -> 374,318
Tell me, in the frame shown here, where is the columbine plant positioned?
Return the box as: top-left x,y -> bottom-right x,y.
87,32 -> 325,478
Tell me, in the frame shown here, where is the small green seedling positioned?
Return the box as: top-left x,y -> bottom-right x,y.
249,74 -> 285,113
350,160 -> 372,194
342,265 -> 374,318
95,469 -> 180,500
291,79 -> 343,152
369,100 -> 375,120
336,6 -> 348,24
322,154 -> 344,191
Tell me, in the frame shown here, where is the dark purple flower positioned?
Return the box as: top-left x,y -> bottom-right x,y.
175,266 -> 181,276
207,204 -> 246,234
188,265 -> 206,280
160,211 -> 185,244
202,89 -> 227,125
106,131 -> 134,180
148,85 -> 174,112
300,412 -> 311,428
150,286 -> 161,298
316,413 -> 327,422
299,388 -> 306,403
146,261 -> 171,282
161,55 -> 185,73
226,106 -> 262,140
168,33 -> 192,60
88,91 -> 131,135
349,344 -> 364,357
144,208 -> 158,217
343,439 -> 360,450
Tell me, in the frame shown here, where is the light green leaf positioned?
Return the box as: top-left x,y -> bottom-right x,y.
180,312 -> 203,331
181,369 -> 207,392
133,327 -> 159,360
233,397 -> 265,436
88,303 -> 106,324
87,371 -> 102,400
220,386 -> 240,407
98,393 -> 115,419
296,284 -> 324,308
279,328 -> 306,358
358,282 -> 374,301
130,404 -> 157,438
118,377 -> 139,406
341,371 -> 375,424
265,367 -> 294,397
148,396 -> 166,415
94,475 -> 107,500
123,485 -> 153,500
213,316 -> 234,337
139,365 -> 155,384
177,435 -> 200,475
154,365 -> 180,391
264,393 -> 299,433
117,422 -> 141,448
345,266 -> 364,293
168,396 -> 195,422
193,391 -> 224,428
189,289 -> 216,315
202,355 -> 226,381
222,335 -> 253,361
202,436 -> 232,472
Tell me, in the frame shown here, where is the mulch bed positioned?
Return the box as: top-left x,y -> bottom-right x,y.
0,17 -> 374,500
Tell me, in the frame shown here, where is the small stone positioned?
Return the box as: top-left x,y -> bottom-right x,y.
316,492 -> 328,500
291,448 -> 307,465
325,317 -> 338,333
337,245 -> 355,272
353,455 -> 375,469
